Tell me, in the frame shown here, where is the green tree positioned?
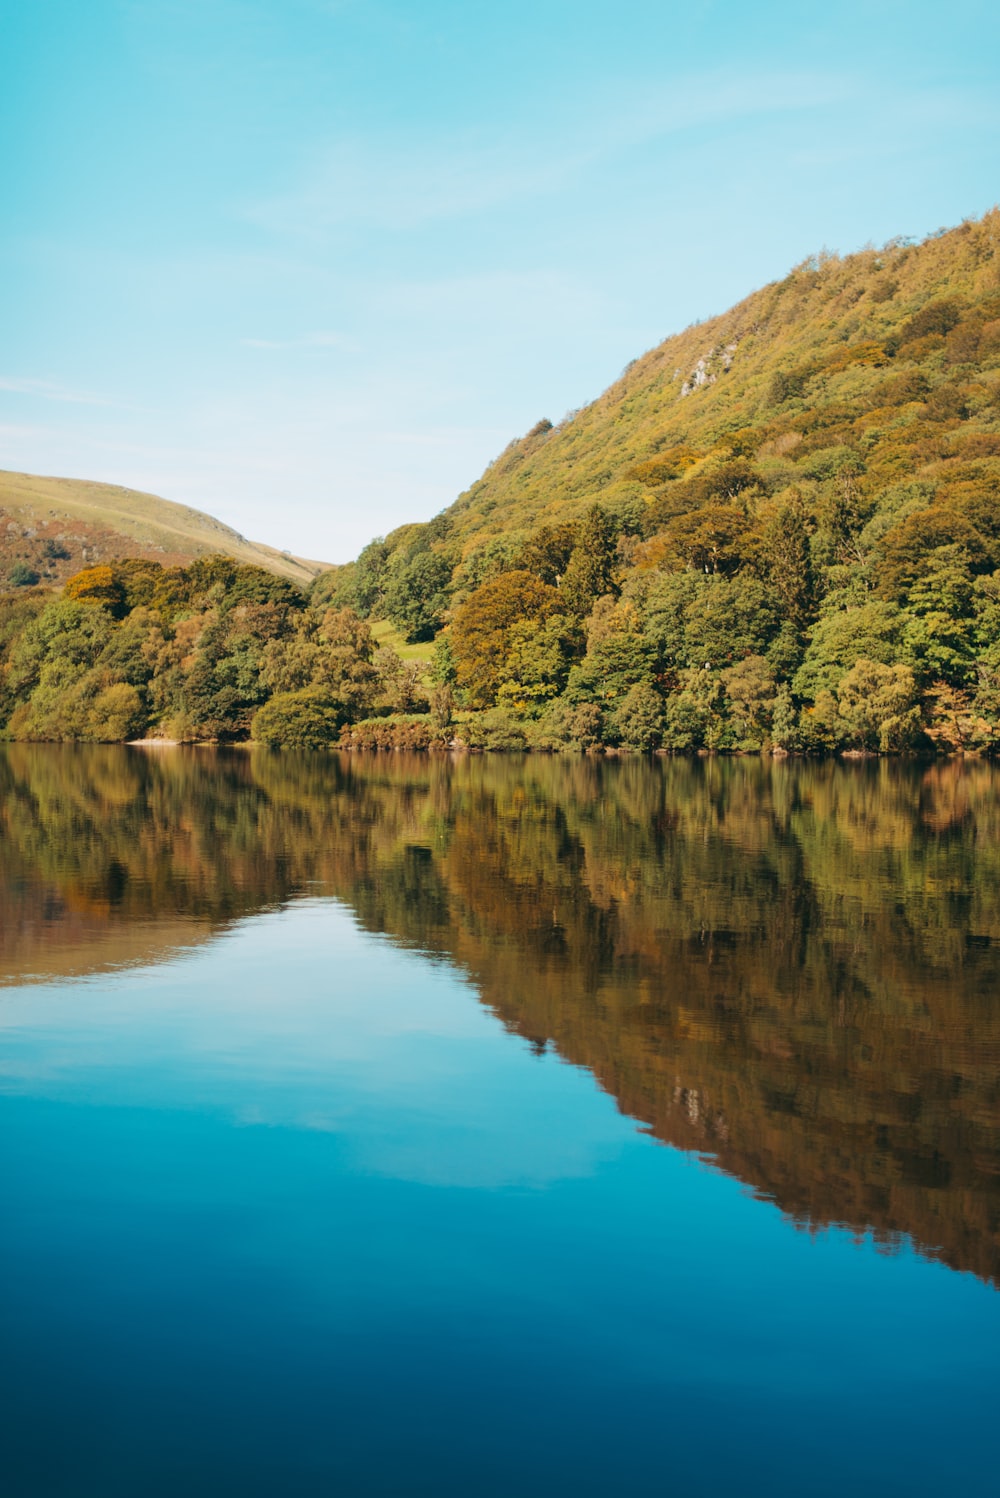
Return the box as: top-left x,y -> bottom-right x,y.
252,687 -> 345,748
793,600 -> 904,700
450,570 -> 561,708
747,495 -> 815,628
835,658 -> 921,751
517,523 -> 579,585
560,505 -> 619,616
495,614 -> 582,716
87,683 -> 148,742
609,682 -> 665,750
382,550 -> 452,641
876,510 -> 991,601
353,539 -> 390,617
658,503 -> 749,575
720,655 -> 777,747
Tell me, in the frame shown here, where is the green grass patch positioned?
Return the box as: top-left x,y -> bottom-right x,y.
371,618 -> 436,666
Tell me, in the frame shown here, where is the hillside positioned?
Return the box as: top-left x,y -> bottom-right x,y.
0,469 -> 330,588
435,209 -> 1000,550
318,209 -> 1000,755
3,211 -> 1000,754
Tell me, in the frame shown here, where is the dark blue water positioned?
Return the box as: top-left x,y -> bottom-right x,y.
1,750 -> 999,1495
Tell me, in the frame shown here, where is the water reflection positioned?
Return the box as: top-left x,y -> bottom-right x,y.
1,744 -> 998,1285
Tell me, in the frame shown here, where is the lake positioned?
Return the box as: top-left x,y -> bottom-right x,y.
1,746 -> 998,1496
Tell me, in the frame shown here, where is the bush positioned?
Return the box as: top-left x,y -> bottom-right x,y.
458,708 -> 528,750
252,688 -> 345,749
88,683 -> 148,742
339,714 -> 450,750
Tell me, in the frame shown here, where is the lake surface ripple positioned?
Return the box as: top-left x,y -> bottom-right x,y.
1,746 -> 998,1495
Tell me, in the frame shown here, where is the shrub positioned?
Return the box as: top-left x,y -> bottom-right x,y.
458,708 -> 528,750
252,688 -> 345,749
339,714 -> 449,750
88,683 -> 147,742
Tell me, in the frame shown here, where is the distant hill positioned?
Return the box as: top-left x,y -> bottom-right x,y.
0,470 -> 330,588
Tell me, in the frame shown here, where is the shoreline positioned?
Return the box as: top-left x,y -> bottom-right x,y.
98,737 -> 991,760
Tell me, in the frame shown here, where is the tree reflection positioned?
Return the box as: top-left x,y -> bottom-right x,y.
1,745 -> 998,1284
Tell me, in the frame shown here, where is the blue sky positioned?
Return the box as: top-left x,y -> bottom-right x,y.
2,0 -> 998,562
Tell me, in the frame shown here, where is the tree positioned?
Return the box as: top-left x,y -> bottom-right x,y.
112,558 -> 166,613
495,614 -> 582,716
64,565 -> 126,616
450,570 -> 561,708
259,606 -> 380,719
87,683 -> 148,742
565,614 -> 653,714
746,495 -> 815,627
793,600 -> 904,700
609,682 -> 665,750
560,505 -> 619,616
876,510 -> 989,601
720,656 -> 777,747
186,555 -> 239,595
382,550 -> 452,641
353,538 -> 390,617
900,550 -> 977,685
517,523 -> 579,585
835,659 -> 921,751
374,646 -> 427,713
659,503 -> 749,575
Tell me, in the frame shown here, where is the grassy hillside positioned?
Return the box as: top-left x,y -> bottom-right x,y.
0,469 -> 330,588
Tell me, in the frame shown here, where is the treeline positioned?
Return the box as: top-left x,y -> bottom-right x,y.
0,555 -> 440,746
320,471 -> 1000,754
3,745 -> 998,1282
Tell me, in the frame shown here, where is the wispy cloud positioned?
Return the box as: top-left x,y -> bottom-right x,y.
244,67 -> 854,236
0,376 -> 113,406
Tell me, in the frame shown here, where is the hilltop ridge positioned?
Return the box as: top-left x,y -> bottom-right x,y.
0,469 -> 330,588
392,209 -> 1000,553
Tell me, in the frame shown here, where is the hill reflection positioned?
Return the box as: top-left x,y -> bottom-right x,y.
1,744 -> 998,1285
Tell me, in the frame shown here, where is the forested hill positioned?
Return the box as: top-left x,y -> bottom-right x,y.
3,212 -> 1000,752
317,209 -> 1000,755
401,209 -> 1000,553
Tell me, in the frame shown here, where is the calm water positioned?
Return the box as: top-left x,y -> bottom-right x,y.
1,747 -> 998,1496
